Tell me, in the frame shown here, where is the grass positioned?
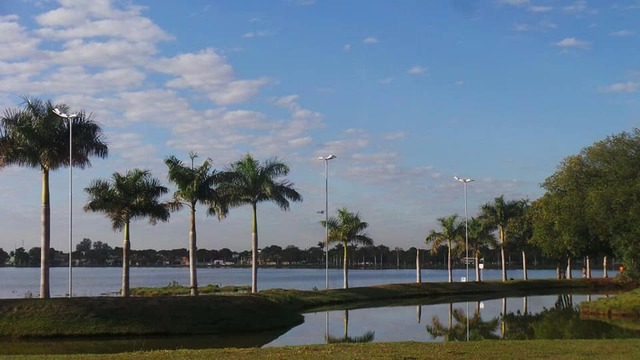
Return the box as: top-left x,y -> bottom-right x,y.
0,340 -> 639,359
0,295 -> 302,337
580,287 -> 640,318
130,283 -> 250,297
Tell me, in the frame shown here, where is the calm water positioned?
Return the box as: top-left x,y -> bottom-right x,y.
0,267 -> 601,298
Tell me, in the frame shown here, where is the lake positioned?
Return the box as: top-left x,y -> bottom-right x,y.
0,266 -> 603,298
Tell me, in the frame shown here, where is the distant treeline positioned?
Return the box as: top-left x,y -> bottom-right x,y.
0,237 -> 592,270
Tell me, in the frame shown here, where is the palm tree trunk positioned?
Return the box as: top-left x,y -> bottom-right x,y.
121,220 -> 130,297
501,297 -> 507,339
522,250 -> 528,280
586,255 -> 591,279
251,203 -> 258,293
343,242 -> 349,289
447,240 -> 452,283
475,250 -> 480,282
500,227 -> 507,282
566,257 -> 572,279
523,296 -> 528,315
416,248 -> 421,283
343,310 -> 349,338
40,168 -> 51,299
603,256 -> 608,278
189,206 -> 198,296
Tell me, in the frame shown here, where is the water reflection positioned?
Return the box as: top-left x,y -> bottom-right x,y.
326,310 -> 375,343
426,303 -> 500,341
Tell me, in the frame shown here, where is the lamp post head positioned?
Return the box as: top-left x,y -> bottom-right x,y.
53,108 -> 78,119
454,176 -> 474,183
318,154 -> 337,161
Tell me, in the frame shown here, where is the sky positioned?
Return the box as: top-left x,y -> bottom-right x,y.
0,0 -> 639,253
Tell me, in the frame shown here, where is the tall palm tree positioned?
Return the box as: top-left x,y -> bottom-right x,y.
480,195 -> 522,281
218,154 -> 302,293
0,96 -> 108,298
84,169 -> 169,297
165,152 -> 228,296
425,214 -> 464,283
467,217 -> 497,282
323,207 -> 374,289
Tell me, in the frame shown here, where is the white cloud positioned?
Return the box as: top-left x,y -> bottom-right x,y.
35,1 -> 172,43
379,77 -> 394,84
0,16 -> 41,60
563,1 -> 595,14
383,131 -> 407,140
513,23 -> 531,32
609,30 -> 635,37
343,44 -> 352,51
598,81 -> 639,93
153,48 -> 269,105
553,37 -> 590,49
407,66 -> 427,75
497,0 -> 529,6
242,31 -> 271,38
528,6 -> 553,13
363,37 -> 378,44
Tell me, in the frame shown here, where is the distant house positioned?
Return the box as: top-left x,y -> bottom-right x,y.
212,259 -> 234,266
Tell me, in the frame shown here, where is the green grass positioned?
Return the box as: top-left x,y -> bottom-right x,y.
130,283 -> 250,296
0,295 -> 302,337
0,340 -> 639,359
580,287 -> 640,318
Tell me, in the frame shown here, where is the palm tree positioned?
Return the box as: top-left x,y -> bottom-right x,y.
467,217 -> 497,282
165,152 -> 228,296
480,196 -> 522,281
219,154 -> 302,293
84,169 -> 170,297
425,214 -> 464,282
323,208 -> 374,289
0,97 -> 108,298
507,199 -> 533,280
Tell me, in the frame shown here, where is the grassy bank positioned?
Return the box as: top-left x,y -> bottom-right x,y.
0,295 -> 302,337
0,278 -> 632,338
580,287 -> 640,318
1,340 -> 639,360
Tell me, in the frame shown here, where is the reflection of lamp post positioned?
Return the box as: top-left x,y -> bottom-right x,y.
454,176 -> 473,342
53,107 -> 78,298
318,155 -> 336,290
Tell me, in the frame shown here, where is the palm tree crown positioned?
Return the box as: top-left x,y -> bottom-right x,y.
219,154 -> 302,293
480,195 -> 523,281
324,207 -> 373,289
165,152 -> 228,296
84,169 -> 169,296
1,96 -> 108,298
426,214 -> 464,283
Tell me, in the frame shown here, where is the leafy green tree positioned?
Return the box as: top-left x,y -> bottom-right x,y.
425,214 -> 464,282
76,238 -> 92,252
323,208 -> 374,288
165,152 -> 228,296
0,96 -> 108,298
480,196 -> 523,281
11,247 -> 30,266
219,154 -> 302,293
84,169 -> 170,297
0,248 -> 8,265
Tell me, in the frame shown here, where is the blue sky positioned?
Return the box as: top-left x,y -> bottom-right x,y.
0,0 -> 638,253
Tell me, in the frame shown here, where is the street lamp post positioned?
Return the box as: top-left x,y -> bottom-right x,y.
454,176 -> 473,342
318,155 -> 336,290
53,107 -> 77,298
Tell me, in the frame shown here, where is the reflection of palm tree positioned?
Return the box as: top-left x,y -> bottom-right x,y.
327,310 -> 375,343
426,305 -> 500,341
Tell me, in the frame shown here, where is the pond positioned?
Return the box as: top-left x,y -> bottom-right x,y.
1,292 -> 638,355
